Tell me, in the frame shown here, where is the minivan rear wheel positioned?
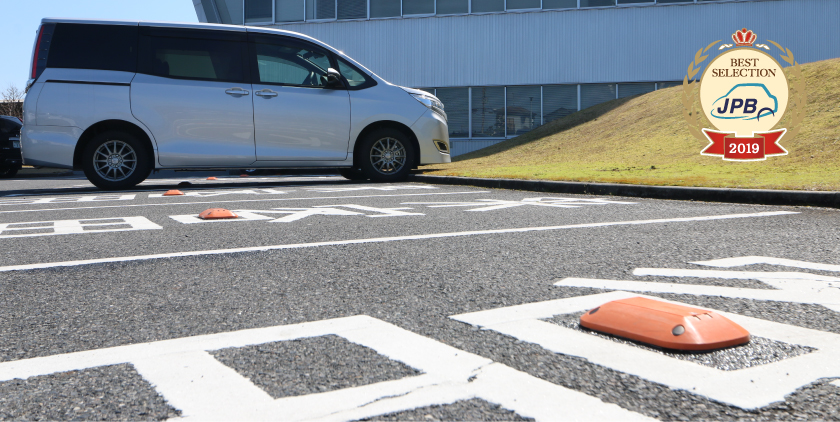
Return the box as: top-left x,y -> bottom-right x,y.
358,128 -> 415,182
83,131 -> 152,190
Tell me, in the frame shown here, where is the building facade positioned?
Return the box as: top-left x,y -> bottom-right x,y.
192,0 -> 839,156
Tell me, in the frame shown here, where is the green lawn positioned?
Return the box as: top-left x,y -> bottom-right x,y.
421,58 -> 840,191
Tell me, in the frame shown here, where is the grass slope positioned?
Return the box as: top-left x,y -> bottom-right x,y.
422,58 -> 840,191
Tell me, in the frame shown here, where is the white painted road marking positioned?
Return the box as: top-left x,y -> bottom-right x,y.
0,217 -> 161,239
0,191 -> 489,215
555,262 -> 840,313
0,211 -> 797,272
303,185 -> 437,193
693,255 -> 840,272
451,291 -> 840,410
170,205 -> 424,224
0,316 -> 648,421
148,188 -> 290,198
0,194 -> 136,206
404,197 -> 636,211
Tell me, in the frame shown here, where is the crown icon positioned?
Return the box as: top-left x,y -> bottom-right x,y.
732,28 -> 757,47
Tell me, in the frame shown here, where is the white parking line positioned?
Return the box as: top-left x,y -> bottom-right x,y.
451,291 -> 840,410
0,316 -> 648,421
0,217 -> 162,239
0,211 -> 797,272
0,191 -> 489,214
692,256 -> 840,272
0,194 -> 136,206
171,206 -> 423,224
405,197 -> 636,211
556,266 -> 840,312
147,188 -> 290,198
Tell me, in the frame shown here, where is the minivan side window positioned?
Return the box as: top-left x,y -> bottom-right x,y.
47,24 -> 138,72
138,28 -> 248,83
249,35 -> 335,88
336,57 -> 375,89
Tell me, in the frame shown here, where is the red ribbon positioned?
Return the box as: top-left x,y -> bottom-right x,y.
701,128 -> 788,160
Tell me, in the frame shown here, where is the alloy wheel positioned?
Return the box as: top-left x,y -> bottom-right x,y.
93,140 -> 137,182
369,137 -> 407,175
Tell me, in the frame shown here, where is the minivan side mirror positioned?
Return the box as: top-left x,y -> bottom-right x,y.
325,68 -> 344,88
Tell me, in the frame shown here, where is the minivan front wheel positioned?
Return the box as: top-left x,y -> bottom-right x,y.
83,131 -> 152,190
358,128 -> 415,182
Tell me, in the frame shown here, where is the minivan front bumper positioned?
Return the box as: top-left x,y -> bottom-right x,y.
411,109 -> 451,165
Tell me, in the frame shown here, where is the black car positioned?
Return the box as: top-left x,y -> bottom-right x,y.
0,116 -> 22,178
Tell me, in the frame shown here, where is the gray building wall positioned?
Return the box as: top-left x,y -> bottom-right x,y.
199,0 -> 839,87
194,0 -> 840,155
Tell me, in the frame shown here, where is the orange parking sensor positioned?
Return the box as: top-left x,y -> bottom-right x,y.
163,189 -> 184,196
579,297 -> 750,351
206,177 -> 218,180
199,208 -> 238,220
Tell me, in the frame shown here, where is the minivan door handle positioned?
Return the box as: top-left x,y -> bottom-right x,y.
225,87 -> 250,96
255,89 -> 278,98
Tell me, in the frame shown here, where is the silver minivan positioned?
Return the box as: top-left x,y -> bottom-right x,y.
22,19 -> 450,189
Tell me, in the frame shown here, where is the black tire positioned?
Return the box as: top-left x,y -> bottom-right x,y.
339,167 -> 368,181
82,131 -> 152,190
357,128 -> 416,183
0,166 -> 19,178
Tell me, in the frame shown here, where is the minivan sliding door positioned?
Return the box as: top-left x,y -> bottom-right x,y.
132,27 -> 256,167
248,33 -> 351,161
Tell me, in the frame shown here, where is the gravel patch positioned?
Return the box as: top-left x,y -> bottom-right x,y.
359,398 -> 534,421
546,311 -> 815,371
0,363 -> 179,421
211,335 -> 421,399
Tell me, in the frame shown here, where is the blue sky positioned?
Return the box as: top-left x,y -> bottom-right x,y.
0,1 -> 198,91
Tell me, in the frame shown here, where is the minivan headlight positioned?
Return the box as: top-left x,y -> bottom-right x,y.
410,93 -> 446,120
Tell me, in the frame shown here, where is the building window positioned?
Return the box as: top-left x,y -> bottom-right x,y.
507,0 -> 541,10
542,85 -> 577,124
580,0 -> 616,7
436,0 -> 469,14
217,0 -> 245,24
338,0 -> 367,19
245,0 -> 273,23
276,0 -> 305,22
471,87 -> 505,137
617,82 -> 655,98
542,0 -> 577,8
371,0 -> 401,17
471,0 -> 505,13
436,88 -> 470,139
306,0 -> 336,19
617,0 -> 653,4
505,86 -> 541,136
404,0 -> 435,15
580,84 -> 616,110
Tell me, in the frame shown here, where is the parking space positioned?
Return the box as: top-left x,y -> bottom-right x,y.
1,174 -> 839,420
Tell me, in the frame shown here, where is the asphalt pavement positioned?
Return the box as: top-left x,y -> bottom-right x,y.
0,171 -> 839,421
